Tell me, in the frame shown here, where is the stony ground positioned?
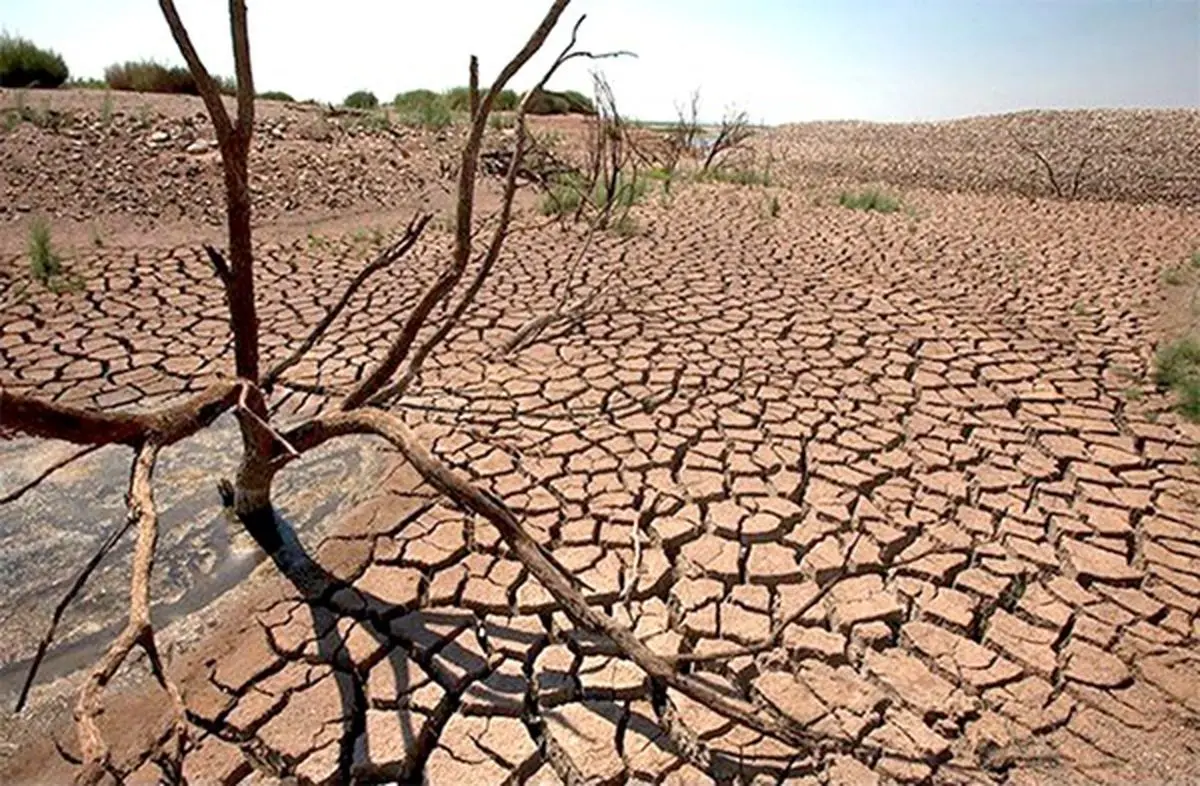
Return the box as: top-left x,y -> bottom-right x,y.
2,93 -> 1200,785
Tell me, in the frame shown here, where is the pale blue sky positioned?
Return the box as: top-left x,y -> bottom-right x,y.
2,0 -> 1197,123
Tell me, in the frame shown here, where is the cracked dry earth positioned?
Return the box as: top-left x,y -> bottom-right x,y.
4,173 -> 1200,785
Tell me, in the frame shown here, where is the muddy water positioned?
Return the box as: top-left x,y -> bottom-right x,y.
0,414 -> 388,702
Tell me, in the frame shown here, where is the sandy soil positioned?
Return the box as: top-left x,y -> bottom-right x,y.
2,89 -> 1200,785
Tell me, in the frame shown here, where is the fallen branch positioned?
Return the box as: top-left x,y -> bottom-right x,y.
0,382 -> 239,446
74,443 -> 187,786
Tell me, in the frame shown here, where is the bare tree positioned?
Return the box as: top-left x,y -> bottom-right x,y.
702,104 -> 755,172
1009,131 -> 1092,200
539,69 -> 643,230
0,2 -> 873,782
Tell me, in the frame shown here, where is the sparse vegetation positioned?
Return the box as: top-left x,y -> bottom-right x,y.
490,113 -> 516,131
1153,338 -> 1200,421
2,88 -> 66,131
257,90 -> 294,102
701,161 -> 773,187
99,90 -> 114,125
839,188 -> 902,213
0,34 -> 69,88
26,217 -> 81,292
343,90 -> 379,109
540,171 -> 648,221
28,217 -> 62,283
105,60 -> 236,95
346,109 -> 391,133
767,194 -> 781,218
1163,266 -> 1184,286
612,213 -> 639,238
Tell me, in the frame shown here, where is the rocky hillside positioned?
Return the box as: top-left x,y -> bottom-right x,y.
0,88 -> 475,230
769,109 -> 1200,206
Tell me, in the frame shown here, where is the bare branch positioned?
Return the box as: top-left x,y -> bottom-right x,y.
0,382 -> 239,447
366,15 -> 626,407
229,0 -> 254,137
341,0 -> 574,410
703,105 -> 754,172
1069,153 -> 1092,200
156,0 -> 235,148
1009,131 -> 1063,198
202,244 -> 233,291
0,443 -> 103,505
263,214 -> 432,389
75,443 -> 186,785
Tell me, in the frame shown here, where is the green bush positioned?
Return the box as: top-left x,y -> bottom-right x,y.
257,90 -> 294,102
540,178 -> 583,216
524,88 -> 595,116
838,189 -> 901,213
105,60 -> 235,95
495,89 -> 519,111
393,89 -> 439,111
540,172 -> 647,218
442,86 -> 471,112
0,34 -> 68,88
343,90 -> 378,109
1154,338 -> 1200,422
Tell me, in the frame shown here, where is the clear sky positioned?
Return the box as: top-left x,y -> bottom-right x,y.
3,0 -> 1197,123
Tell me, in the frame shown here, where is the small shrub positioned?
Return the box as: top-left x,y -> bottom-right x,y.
348,109 -> 391,133
540,179 -> 583,216
394,89 -> 439,111
838,189 -> 901,213
100,90 -> 113,125
28,217 -> 63,283
767,195 -> 781,218
343,90 -> 378,109
702,166 -> 772,187
257,90 -> 294,102
1163,266 -> 1185,286
0,34 -> 68,88
105,60 -> 235,95
442,86 -> 471,112
489,113 -> 515,131
1154,338 -> 1200,422
1190,250 -> 1200,270
400,101 -> 452,130
540,172 -> 647,222
495,89 -> 519,112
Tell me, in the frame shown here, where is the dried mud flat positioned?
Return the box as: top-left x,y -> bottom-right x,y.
2,91 -> 1200,785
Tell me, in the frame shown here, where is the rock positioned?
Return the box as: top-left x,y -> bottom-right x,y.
148,130 -> 170,144
185,139 -> 216,154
